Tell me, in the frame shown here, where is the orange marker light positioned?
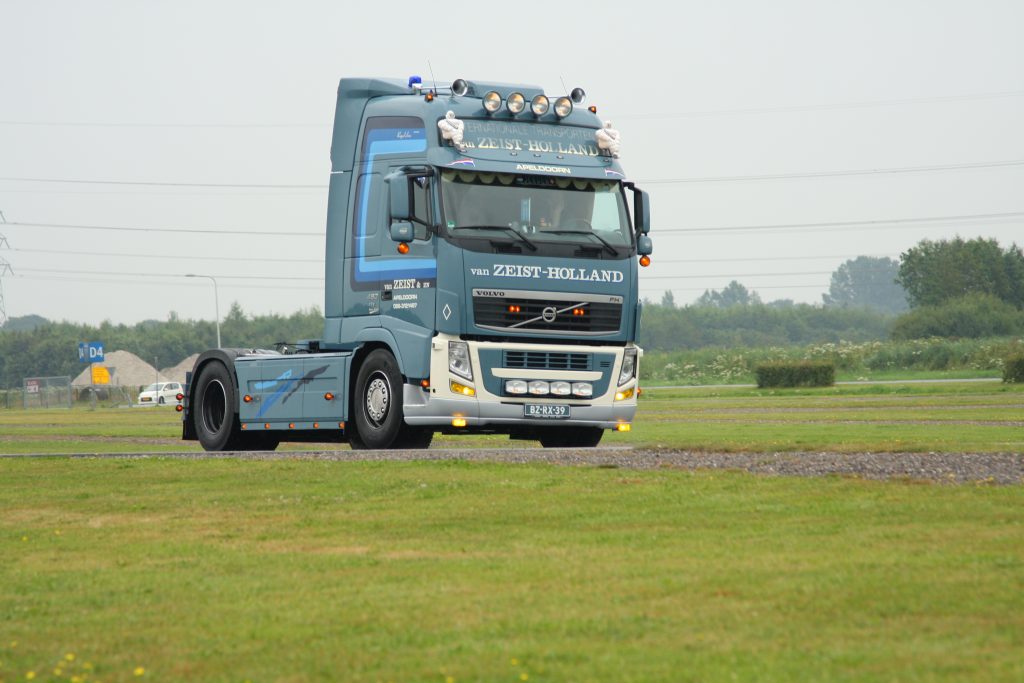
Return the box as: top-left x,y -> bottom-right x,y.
264,423 -> 271,429
420,379 -> 430,388
339,422 -> 345,429
425,91 -> 435,102
324,392 -> 334,401
241,423 -> 248,430
588,105 -> 598,113
243,394 -> 253,403
313,422 -> 320,429
397,242 -> 410,254
451,418 -> 467,428
616,423 -> 631,432
508,304 -> 521,313
639,255 -> 651,267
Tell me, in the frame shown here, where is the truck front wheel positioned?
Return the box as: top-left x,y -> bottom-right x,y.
351,349 -> 407,450
538,426 -> 604,448
193,361 -> 245,451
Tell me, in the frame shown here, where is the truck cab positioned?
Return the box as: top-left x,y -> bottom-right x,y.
183,76 -> 651,451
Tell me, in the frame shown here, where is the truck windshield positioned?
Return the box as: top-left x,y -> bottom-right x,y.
440,170 -> 632,253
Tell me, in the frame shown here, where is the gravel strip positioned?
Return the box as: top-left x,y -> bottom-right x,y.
4,448 -> 1021,485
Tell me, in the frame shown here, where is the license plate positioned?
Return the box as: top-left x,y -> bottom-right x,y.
524,404 -> 570,419
141,397 -> 151,402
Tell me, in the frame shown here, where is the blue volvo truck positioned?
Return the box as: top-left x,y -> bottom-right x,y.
182,76 -> 652,451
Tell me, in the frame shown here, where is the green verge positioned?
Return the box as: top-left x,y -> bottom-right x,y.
1,381 -> 1023,454
0,459 -> 1021,682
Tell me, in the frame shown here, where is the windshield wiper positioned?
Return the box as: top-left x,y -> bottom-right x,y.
454,225 -> 537,251
541,230 -> 618,256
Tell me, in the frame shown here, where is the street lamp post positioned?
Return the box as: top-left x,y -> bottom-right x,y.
185,274 -> 221,348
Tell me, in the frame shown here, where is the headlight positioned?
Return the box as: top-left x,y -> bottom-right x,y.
554,96 -> 573,118
550,381 -> 571,396
507,92 -> 526,114
449,341 -> 473,380
530,94 -> 549,116
505,380 -> 528,395
528,381 -> 549,395
483,91 -> 502,113
572,382 -> 593,398
618,348 -> 637,386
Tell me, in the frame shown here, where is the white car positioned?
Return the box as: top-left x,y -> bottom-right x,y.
138,382 -> 183,406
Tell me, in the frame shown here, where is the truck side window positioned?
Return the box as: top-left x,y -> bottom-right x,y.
410,176 -> 432,239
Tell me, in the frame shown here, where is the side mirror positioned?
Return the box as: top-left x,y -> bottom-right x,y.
633,188 -> 651,235
637,235 -> 653,256
387,173 -> 411,221
390,221 -> 414,243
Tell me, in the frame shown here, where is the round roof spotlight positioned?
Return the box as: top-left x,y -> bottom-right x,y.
554,96 -> 573,118
530,94 -> 550,116
451,78 -> 469,96
570,87 -> 586,104
507,92 -> 526,114
483,90 -> 502,113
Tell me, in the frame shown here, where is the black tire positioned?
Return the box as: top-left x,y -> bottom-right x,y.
538,426 -> 604,448
192,361 -> 245,451
350,349 -> 408,450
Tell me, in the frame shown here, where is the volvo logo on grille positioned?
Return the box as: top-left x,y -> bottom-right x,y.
542,306 -> 558,323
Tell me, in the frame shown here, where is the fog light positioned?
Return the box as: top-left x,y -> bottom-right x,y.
483,91 -> 502,113
554,96 -> 573,118
528,380 -> 550,395
615,387 -> 635,401
507,92 -> 526,114
550,381 -> 571,396
450,380 -> 476,396
531,94 -> 549,116
572,382 -> 593,397
505,380 -> 528,395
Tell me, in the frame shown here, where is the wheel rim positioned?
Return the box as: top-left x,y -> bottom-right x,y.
201,379 -> 227,434
364,371 -> 391,427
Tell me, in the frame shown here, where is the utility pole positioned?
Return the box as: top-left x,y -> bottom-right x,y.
0,233 -> 12,327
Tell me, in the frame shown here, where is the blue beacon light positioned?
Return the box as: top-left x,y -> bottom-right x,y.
408,75 -> 422,88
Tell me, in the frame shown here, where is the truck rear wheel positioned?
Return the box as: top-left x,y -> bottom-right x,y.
193,361 -> 245,451
538,427 -> 604,448
351,349 -> 408,450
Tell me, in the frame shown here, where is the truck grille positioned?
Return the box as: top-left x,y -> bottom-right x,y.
504,351 -> 591,371
474,297 -> 621,334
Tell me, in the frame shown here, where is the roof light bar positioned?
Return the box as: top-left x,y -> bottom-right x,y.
530,94 -> 549,116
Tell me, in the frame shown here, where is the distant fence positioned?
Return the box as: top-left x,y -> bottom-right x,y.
2,383 -> 140,410
22,376 -> 72,409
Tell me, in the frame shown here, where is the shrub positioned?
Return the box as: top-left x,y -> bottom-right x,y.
891,293 -> 1024,340
755,361 -> 835,388
1004,354 -> 1024,383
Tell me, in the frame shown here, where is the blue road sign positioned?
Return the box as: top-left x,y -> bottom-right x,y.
78,341 -> 104,363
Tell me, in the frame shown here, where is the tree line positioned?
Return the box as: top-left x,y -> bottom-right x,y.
2,237 -> 1021,384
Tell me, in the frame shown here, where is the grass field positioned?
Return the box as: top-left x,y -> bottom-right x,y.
1,459 -> 1022,682
1,382 -> 1022,681
1,381 -> 1021,455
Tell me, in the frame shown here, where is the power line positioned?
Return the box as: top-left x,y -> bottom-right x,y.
617,89 -> 1024,121
13,273 -> 321,292
2,220 -> 323,237
4,157 -> 1024,190
12,246 -> 321,264
638,159 -> 1024,185
659,211 -> 1024,234
0,177 -> 324,189
3,89 -> 1022,128
18,267 -> 324,282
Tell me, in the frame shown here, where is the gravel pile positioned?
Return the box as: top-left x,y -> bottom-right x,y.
20,448 -> 1022,485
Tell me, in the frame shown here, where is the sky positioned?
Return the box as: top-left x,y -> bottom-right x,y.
1,0 -> 1022,325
